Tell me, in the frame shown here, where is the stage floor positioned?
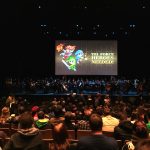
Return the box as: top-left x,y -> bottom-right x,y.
14,90 -> 148,97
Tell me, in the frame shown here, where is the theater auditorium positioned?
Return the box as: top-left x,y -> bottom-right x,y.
0,1 -> 150,150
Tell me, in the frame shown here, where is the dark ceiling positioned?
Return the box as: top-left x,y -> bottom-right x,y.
0,0 -> 150,77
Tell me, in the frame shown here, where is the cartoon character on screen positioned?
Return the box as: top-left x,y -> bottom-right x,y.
56,43 -> 64,52
75,50 -> 84,64
60,45 -> 76,60
62,56 -> 76,71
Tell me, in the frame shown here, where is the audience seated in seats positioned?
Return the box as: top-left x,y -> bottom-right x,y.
31,106 -> 40,121
146,110 -> 150,133
49,105 -> 65,126
5,95 -> 17,115
104,94 -> 111,105
0,131 -> 7,149
48,100 -> 58,119
130,112 -> 139,124
5,96 -> 16,108
114,120 -> 134,142
0,107 -> 10,124
3,112 -> 47,150
95,105 -> 103,116
114,111 -> 133,141
49,123 -> 77,150
83,106 -> 93,120
137,106 -> 147,124
10,105 -> 26,126
135,138 -> 150,150
71,104 -> 78,116
77,113 -> 118,150
35,110 -> 52,129
87,95 -> 93,106
102,105 -> 119,132
94,93 -> 103,107
64,111 -> 76,130
132,120 -> 149,142
130,107 -> 149,142
39,101 -> 52,119
77,106 -> 92,130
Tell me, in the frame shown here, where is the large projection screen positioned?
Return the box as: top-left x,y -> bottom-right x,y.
55,40 -> 117,75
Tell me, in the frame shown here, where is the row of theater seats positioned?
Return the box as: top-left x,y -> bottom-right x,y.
0,137 -> 79,149
0,127 -> 135,150
0,126 -> 114,140
0,137 -> 124,150
0,123 -> 115,139
0,124 -> 136,150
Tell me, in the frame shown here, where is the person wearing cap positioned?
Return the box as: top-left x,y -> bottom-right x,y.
31,106 -> 40,121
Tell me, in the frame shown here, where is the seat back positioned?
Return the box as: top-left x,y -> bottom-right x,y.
77,130 -> 91,139
0,128 -> 10,137
42,138 -> 54,149
102,131 -> 114,137
39,129 -> 52,139
0,137 -> 10,149
0,123 -> 11,129
68,130 -> 76,139
10,128 -> 18,136
116,140 -> 123,150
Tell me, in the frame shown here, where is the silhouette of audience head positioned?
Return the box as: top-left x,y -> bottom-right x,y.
6,95 -> 16,106
89,113 -> 103,131
31,106 -> 39,113
65,111 -> 74,122
0,107 -> 10,124
103,105 -> 111,116
37,110 -> 45,119
135,139 -> 150,150
1,107 -> 10,116
18,106 -> 25,115
84,106 -> 93,117
50,123 -> 70,150
19,112 -> 34,129
54,105 -> 63,118
52,123 -> 68,144
133,120 -> 149,139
